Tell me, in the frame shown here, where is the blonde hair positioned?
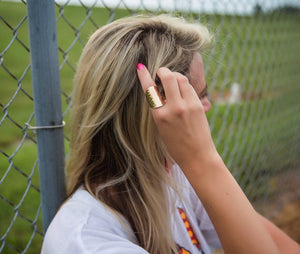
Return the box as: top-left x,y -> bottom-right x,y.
66,15 -> 211,253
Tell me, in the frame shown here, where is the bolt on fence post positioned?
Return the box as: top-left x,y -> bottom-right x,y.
27,0 -> 66,233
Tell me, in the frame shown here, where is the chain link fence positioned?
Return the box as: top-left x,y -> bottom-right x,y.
1,0 -> 300,253
0,1 -> 43,253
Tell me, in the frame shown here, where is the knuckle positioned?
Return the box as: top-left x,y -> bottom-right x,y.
173,104 -> 185,117
176,75 -> 189,84
186,99 -> 203,113
197,103 -> 205,114
157,67 -> 167,72
155,109 -> 169,122
162,73 -> 175,82
157,69 -> 174,83
191,103 -> 203,113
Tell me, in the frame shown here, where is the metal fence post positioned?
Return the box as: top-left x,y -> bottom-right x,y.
27,0 -> 66,233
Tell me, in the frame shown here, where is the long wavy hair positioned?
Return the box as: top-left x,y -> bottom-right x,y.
66,15 -> 211,254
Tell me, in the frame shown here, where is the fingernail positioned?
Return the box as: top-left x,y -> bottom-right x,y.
137,63 -> 145,70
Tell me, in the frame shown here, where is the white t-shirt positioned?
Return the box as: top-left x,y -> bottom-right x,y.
41,165 -> 221,254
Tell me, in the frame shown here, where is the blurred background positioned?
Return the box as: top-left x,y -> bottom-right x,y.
0,0 -> 299,253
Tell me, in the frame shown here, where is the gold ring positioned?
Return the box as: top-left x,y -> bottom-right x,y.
145,86 -> 165,109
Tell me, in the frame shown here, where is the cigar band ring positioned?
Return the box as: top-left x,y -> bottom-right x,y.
145,86 -> 165,109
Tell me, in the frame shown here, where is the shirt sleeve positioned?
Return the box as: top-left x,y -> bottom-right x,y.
80,227 -> 150,254
42,224 -> 149,254
41,192 -> 150,254
42,217 -> 150,254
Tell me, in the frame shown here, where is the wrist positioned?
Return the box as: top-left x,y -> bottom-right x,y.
180,151 -> 226,182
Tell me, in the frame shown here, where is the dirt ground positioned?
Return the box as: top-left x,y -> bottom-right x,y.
255,168 -> 300,244
213,168 -> 300,253
213,199 -> 300,254
272,199 -> 300,243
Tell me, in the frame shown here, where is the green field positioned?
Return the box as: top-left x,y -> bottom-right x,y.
1,1 -> 300,253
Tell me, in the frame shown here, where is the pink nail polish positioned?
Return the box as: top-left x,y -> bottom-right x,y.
137,63 -> 145,70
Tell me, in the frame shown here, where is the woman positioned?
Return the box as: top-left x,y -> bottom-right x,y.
41,15 -> 299,254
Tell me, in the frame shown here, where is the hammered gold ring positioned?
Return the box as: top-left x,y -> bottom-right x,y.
145,86 -> 165,109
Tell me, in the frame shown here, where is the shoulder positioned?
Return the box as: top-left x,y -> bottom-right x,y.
41,188 -> 148,254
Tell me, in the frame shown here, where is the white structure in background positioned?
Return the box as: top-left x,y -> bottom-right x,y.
228,82 -> 242,104
52,0 -> 262,15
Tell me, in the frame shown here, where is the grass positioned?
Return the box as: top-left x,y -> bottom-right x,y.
0,140 -> 43,253
1,1 -> 300,253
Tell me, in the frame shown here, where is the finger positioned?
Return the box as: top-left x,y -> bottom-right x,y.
173,72 -> 191,96
136,63 -> 156,92
137,63 -> 165,109
174,73 -> 201,104
157,67 -> 182,102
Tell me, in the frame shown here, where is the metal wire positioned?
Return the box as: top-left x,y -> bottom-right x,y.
1,0 -> 300,252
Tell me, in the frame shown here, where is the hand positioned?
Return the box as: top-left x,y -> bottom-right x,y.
137,64 -> 219,172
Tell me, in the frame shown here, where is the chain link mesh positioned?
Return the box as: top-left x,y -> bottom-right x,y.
1,0 -> 300,252
0,1 -> 43,253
